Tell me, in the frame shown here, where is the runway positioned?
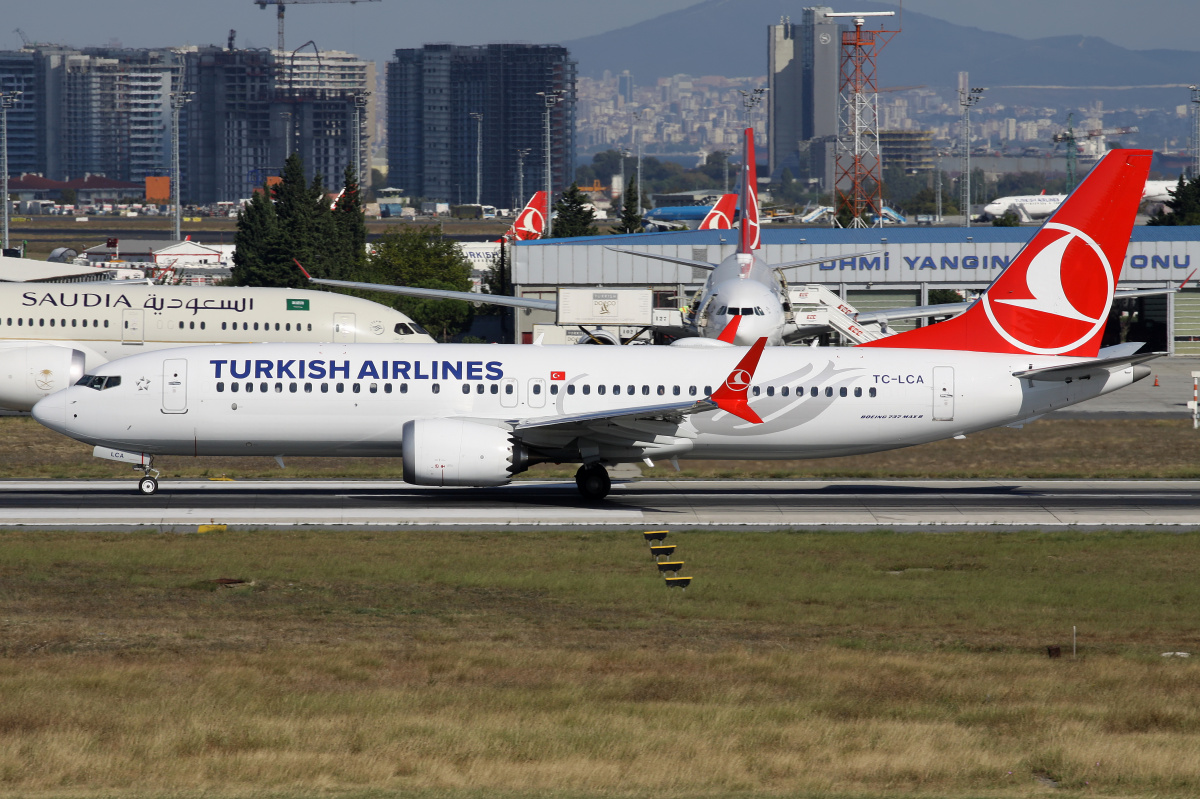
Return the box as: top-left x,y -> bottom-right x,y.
3,478 -> 1199,529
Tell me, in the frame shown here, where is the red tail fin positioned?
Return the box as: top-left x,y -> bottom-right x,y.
861,149 -> 1152,357
699,193 -> 738,230
504,191 -> 547,241
739,129 -> 760,254
711,336 -> 767,423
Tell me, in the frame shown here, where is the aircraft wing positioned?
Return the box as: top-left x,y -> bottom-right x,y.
304,276 -> 558,312
604,247 -> 715,271
512,397 -> 717,431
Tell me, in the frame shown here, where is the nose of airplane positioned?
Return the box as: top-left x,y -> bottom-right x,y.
31,391 -> 67,433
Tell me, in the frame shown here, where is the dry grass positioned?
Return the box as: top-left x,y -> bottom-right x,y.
2,528 -> 1200,798
6,415 -> 1200,480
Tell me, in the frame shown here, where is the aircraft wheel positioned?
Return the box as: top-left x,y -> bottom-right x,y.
575,464 -> 611,501
138,476 -> 159,496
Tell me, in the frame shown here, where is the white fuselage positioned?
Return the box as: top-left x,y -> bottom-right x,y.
984,194 -> 1067,220
34,341 -> 1140,465
690,252 -> 788,346
0,284 -> 434,411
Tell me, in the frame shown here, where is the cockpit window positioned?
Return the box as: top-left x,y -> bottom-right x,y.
409,320 -> 429,335
76,374 -> 122,391
394,322 -> 413,335
755,307 -> 765,316
716,306 -> 727,315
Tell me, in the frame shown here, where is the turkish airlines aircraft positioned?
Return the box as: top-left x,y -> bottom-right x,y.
641,193 -> 739,232
0,284 -> 434,412
986,179 -> 1181,221
34,150 -> 1159,500
502,192 -> 548,242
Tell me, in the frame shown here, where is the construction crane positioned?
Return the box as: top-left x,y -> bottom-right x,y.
253,0 -> 381,54
1052,113 -> 1139,191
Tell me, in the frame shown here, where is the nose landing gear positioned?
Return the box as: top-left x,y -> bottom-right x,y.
135,460 -> 161,496
574,463 -> 611,501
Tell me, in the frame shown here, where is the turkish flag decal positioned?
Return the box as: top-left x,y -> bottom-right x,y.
550,371 -> 565,381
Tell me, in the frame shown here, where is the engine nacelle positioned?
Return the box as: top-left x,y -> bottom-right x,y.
0,346 -> 87,412
574,329 -> 621,345
402,419 -> 527,486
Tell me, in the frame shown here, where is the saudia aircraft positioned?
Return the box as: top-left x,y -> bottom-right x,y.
0,284 -> 435,412
34,149 -> 1159,500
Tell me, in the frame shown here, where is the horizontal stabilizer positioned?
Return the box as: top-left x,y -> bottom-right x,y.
1011,351 -> 1164,382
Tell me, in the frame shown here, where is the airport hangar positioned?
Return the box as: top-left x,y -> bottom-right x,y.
510,226 -> 1200,355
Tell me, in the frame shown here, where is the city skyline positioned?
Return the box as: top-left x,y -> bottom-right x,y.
7,0 -> 1198,71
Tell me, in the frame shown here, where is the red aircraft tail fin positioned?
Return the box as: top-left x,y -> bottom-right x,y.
861,149 -> 1152,357
738,129 -> 760,254
699,193 -> 738,230
503,191 -> 548,242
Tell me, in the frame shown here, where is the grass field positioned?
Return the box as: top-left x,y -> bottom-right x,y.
5,415 -> 1199,480
3,528 -> 1200,799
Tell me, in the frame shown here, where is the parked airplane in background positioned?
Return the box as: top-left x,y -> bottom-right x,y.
641,194 -> 738,232
501,192 -> 548,242
35,149 -> 1158,501
0,285 -> 434,412
985,178 -> 1183,221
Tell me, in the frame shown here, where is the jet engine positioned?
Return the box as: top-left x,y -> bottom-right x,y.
574,328 -> 621,345
0,345 -> 87,412
401,419 -> 528,486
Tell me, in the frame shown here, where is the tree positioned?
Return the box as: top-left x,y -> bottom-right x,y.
361,226 -> 475,341
551,182 -> 598,238
330,164 -> 367,280
610,175 -> 643,234
992,210 -> 1021,227
1148,175 -> 1200,226
230,189 -> 282,286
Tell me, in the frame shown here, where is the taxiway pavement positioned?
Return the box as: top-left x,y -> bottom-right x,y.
3,479 -> 1198,530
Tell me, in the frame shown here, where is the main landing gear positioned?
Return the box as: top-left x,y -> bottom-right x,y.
575,463 -> 611,501
136,460 -> 161,496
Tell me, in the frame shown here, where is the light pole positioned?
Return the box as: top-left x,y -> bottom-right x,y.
280,112 -> 292,159
633,111 -> 649,217
536,89 -> 564,238
618,147 -> 630,205
515,148 -> 530,208
353,91 -> 370,188
722,146 -> 735,193
1189,85 -> 1200,180
469,112 -> 483,206
0,90 -> 21,253
170,89 -> 193,243
959,85 -> 984,227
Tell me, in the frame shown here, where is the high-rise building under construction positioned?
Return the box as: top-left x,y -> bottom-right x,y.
387,44 -> 575,209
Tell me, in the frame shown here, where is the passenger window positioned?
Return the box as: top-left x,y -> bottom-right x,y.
16,319 -> 21,326
869,387 -> 877,397
200,322 -> 205,330
642,386 -> 650,395
673,386 -> 680,396
50,319 -> 55,327
243,323 -> 248,330
627,385 -> 635,395
839,387 -> 847,397
71,319 -> 77,327
189,322 -> 195,330
178,322 -> 184,329
231,383 -> 239,393
304,383 -> 312,393
307,324 -> 312,331
275,323 -> 280,331
275,382 -> 283,393
400,383 -> 408,394
321,383 -> 329,393
811,387 -> 818,397
854,387 -> 862,397
767,386 -> 774,397
462,384 -> 471,394
491,384 -> 499,395
245,383 -> 253,393
582,385 -> 590,395
689,386 -> 697,396
336,384 -> 344,393
352,383 -> 361,394
612,385 -> 621,395
550,385 -> 559,395
217,382 -> 224,392
533,384 -> 542,395
384,384 -> 392,394
567,385 -> 575,395
222,322 -> 227,330
368,383 -> 376,394
286,323 -> 291,332
825,387 -> 833,397
476,384 -> 485,394
432,384 -> 440,394
260,382 -> 268,393
658,386 -> 666,396
704,386 -> 712,396
752,386 -> 760,396
254,323 -> 259,331
781,387 -> 789,397
104,320 -> 108,328
505,384 -> 513,395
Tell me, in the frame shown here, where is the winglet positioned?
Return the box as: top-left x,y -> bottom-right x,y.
1180,269 -> 1197,291
293,258 -> 313,280
710,337 -> 767,424
716,313 -> 741,343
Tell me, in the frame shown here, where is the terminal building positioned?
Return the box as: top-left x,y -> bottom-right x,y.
511,226 -> 1200,355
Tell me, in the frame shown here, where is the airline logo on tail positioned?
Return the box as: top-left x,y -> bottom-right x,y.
739,128 -> 760,253
503,192 -> 547,242
985,223 -> 1113,354
860,149 -> 1152,358
698,194 -> 738,230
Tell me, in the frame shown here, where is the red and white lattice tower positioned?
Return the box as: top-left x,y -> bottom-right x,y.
828,11 -> 898,228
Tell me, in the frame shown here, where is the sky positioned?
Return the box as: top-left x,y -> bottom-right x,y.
8,0 -> 1198,65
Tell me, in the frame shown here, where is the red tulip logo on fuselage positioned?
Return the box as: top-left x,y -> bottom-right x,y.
982,222 -> 1113,355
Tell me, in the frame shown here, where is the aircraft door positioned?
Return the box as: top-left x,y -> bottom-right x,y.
162,358 -> 188,413
122,310 -> 144,344
333,313 -> 355,343
500,377 -> 518,408
527,378 -> 546,408
932,366 -> 954,421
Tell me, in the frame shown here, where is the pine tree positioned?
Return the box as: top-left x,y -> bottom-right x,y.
551,183 -> 599,238
230,189 -> 280,287
330,164 -> 367,280
360,226 -> 475,341
610,175 -> 643,234
1148,175 -> 1200,226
